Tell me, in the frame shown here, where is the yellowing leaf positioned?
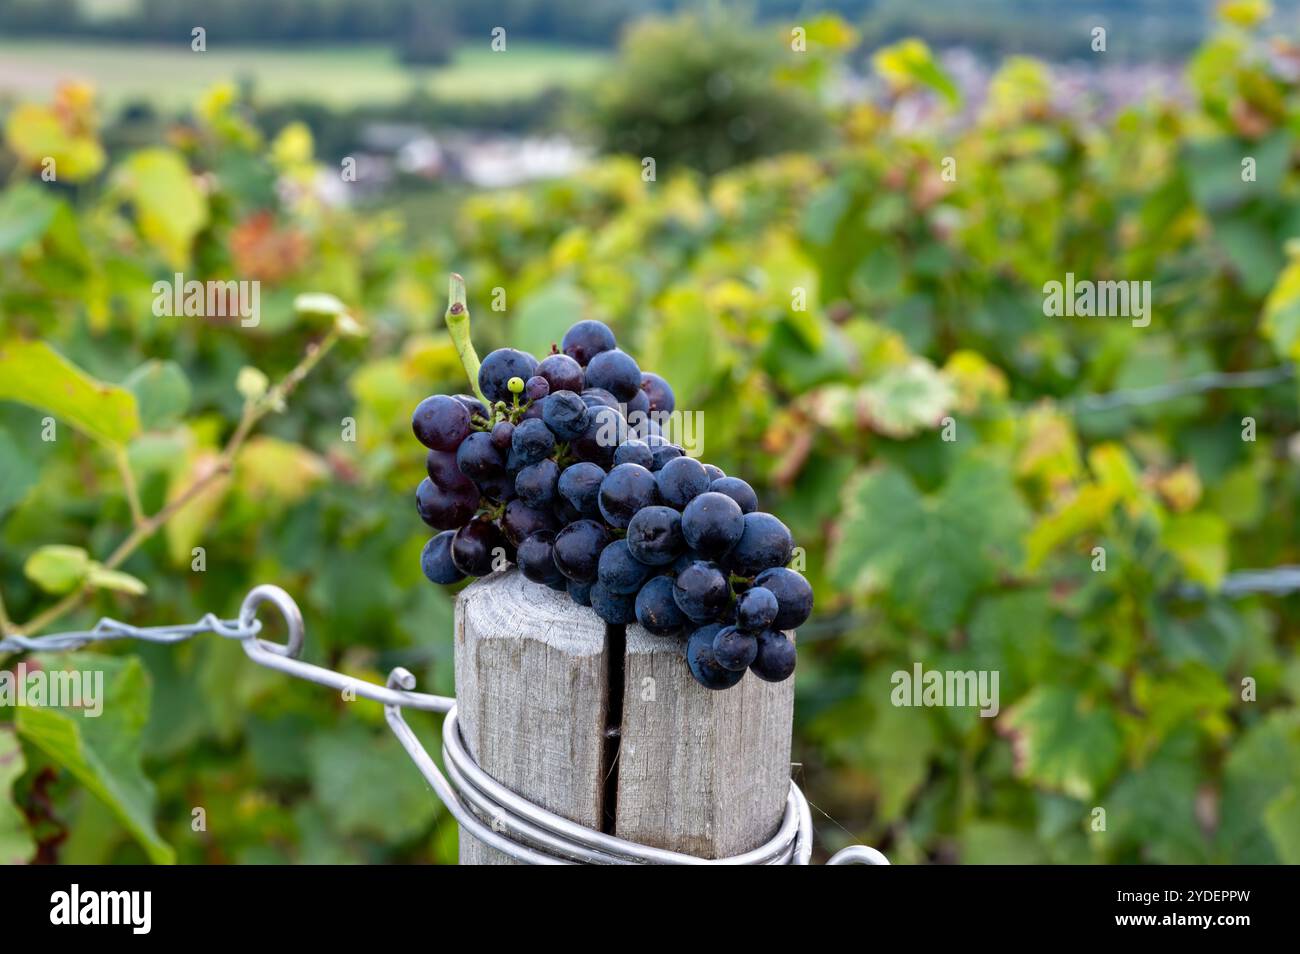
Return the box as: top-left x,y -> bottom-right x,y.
3,83 -> 105,182
164,448 -> 231,564
0,340 -> 141,447
24,545 -> 90,595
872,39 -> 960,107
113,149 -> 208,269
1156,464 -> 1203,513
944,350 -> 1008,412
1218,0 -> 1272,28
237,436 -> 327,504
1162,512 -> 1229,589
1261,253 -> 1300,361
86,566 -> 147,596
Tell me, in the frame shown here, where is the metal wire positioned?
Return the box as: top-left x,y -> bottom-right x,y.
0,583 -> 887,866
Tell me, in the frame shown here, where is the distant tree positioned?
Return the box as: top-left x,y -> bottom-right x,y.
396,2 -> 455,66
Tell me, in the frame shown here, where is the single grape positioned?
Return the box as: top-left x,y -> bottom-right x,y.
511,418 -> 555,466
420,531 -> 465,585
501,498 -> 559,547
478,348 -> 540,403
552,519 -> 610,582
750,630 -> 796,682
524,375 -> 550,401
708,476 -> 758,514
567,578 -> 594,607
725,512 -> 793,578
426,449 -> 476,494
614,439 -> 653,469
517,530 -> 565,586
686,624 -> 745,690
557,461 -> 605,517
624,388 -> 650,418
476,472 -> 518,503
672,560 -> 731,623
671,549 -> 706,575
649,442 -> 684,472
580,387 -> 619,409
640,372 -> 675,414
625,505 -> 684,566
753,567 -> 813,630
453,393 -> 490,424
553,495 -> 583,524
585,349 -> 641,401
703,463 -> 725,482
736,585 -> 779,632
490,420 -> 515,452
515,458 -> 560,508
416,476 -> 479,530
712,625 -> 758,671
456,431 -> 505,482
450,517 -> 507,577
542,390 -> 590,441
634,575 -> 688,635
412,394 -> 471,451
597,539 -> 651,595
680,491 -> 744,559
561,319 -> 617,366
590,580 -> 638,625
656,455 -> 710,510
598,462 -> 659,528
520,401 -> 544,421
537,352 -> 585,394
571,404 -> 626,468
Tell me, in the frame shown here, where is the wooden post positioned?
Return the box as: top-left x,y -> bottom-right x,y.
453,569 -> 794,864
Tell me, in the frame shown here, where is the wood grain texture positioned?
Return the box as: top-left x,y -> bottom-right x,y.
453,570 -> 609,865
615,624 -> 794,859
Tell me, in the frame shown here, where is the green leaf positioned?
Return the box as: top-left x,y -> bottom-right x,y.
124,360 -> 191,431
1264,786 -> 1300,864
1001,687 -> 1123,800
0,728 -> 36,865
511,281 -> 587,357
872,38 -> 961,107
642,286 -> 726,408
15,654 -> 174,864
860,360 -> 955,439
0,183 -> 58,254
307,725 -> 438,842
86,566 -> 147,596
112,148 -> 208,269
23,544 -> 91,595
0,339 -> 141,447
960,822 -> 1049,864
829,454 -> 1027,632
0,426 -> 39,518
1218,712 -> 1300,862
293,292 -> 347,320
1161,512 -> 1229,589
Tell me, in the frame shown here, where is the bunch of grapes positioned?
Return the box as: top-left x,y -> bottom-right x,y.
413,286 -> 810,690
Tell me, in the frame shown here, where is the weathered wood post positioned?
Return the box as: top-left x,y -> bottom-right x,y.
453,569 -> 795,864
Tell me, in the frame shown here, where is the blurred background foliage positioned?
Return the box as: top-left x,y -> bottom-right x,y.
1,1 -> 1299,865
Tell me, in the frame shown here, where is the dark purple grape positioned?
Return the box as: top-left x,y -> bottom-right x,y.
552,519 -> 610,582
580,387 -> 620,409
542,390 -> 589,441
709,476 -> 758,514
416,476 -> 479,530
681,491 -> 744,559
490,420 -> 515,451
614,439 -> 653,469
712,625 -> 758,671
537,353 -> 584,393
597,539 -> 651,595
703,464 -> 725,482
585,350 -> 641,401
558,461 -> 605,517
598,462 -> 659,529
750,630 -> 796,682
517,531 -> 565,586
426,449 -> 476,494
412,394 -> 471,451
649,442 -> 684,472
511,418 -> 555,466
450,517 -> 507,577
515,458 -> 560,508
476,472 -> 518,503
624,389 -> 650,417
686,624 -> 745,690
640,372 -> 675,415
525,375 -> 550,400
479,348 -> 539,403
567,578 -> 594,607
753,567 -> 813,630
626,505 -> 684,566
590,580 -> 637,625
456,431 -> 505,482
634,575 -> 687,635
571,404 -> 626,468
520,401 -> 544,421
561,320 -> 616,366
736,585 -> 779,632
553,495 -> 583,524
501,498 -> 559,547
454,393 -> 490,423
672,560 -> 731,623
725,512 -> 793,578
420,531 -> 465,584
655,456 -> 709,510
671,549 -> 706,575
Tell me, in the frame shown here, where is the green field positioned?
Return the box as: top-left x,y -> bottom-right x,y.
0,40 -> 610,108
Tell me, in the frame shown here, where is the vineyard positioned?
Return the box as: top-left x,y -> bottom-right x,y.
1,8 -> 1299,865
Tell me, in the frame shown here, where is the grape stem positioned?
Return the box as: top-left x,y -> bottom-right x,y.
445,273 -> 488,407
